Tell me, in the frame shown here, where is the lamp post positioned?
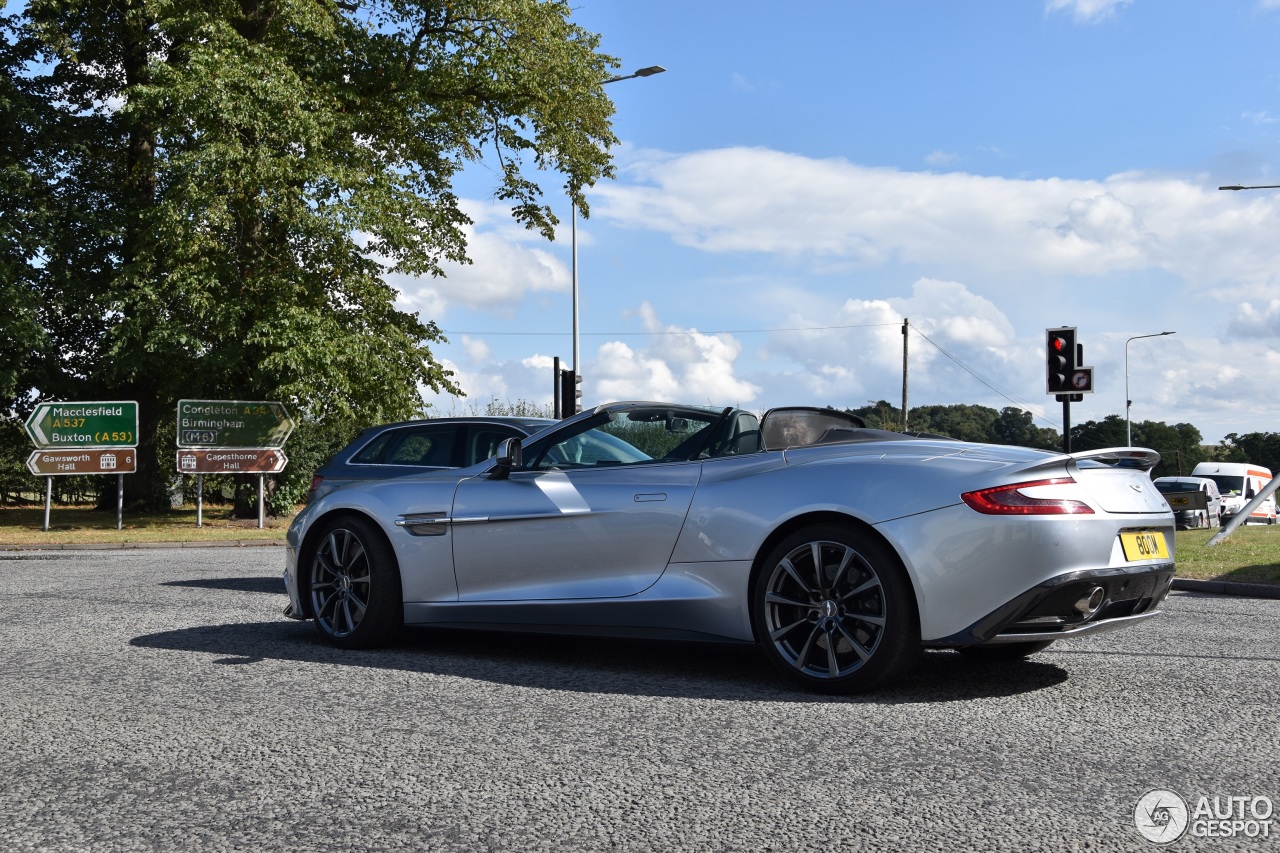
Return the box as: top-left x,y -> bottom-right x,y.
1125,331 -> 1175,446
1219,184 -> 1280,191
571,65 -> 666,386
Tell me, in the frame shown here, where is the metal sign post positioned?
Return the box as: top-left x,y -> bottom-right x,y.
25,403 -> 138,532
176,401 -> 293,528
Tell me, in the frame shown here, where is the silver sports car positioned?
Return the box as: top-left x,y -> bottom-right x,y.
283,402 -> 1175,693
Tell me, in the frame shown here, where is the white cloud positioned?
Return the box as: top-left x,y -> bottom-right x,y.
1045,0 -> 1132,23
594,303 -> 762,404
1227,300 -> 1280,338
755,278 -> 1029,410
925,150 -> 959,167
597,147 -> 1280,293
390,200 -> 569,317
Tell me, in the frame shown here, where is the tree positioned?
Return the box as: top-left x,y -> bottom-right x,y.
1220,432 -> 1280,474
5,0 -> 619,509
908,403 -> 999,443
1070,415 -> 1128,453
990,406 -> 1059,451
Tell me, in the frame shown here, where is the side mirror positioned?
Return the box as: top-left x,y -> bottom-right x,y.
489,437 -> 524,480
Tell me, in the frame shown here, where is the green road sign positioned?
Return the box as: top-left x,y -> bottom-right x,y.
176,400 -> 295,449
24,401 -> 139,449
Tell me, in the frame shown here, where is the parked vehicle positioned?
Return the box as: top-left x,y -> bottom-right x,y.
306,416 -> 555,504
1152,476 -> 1222,529
1189,462 -> 1277,526
283,402 -> 1175,694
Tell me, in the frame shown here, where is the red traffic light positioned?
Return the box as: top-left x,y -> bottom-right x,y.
1050,336 -> 1067,352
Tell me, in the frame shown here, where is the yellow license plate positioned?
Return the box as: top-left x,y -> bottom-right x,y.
1120,530 -> 1170,561
1168,496 -> 1189,507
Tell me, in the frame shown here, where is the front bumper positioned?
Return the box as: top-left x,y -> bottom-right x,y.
282,545 -> 306,619
928,563 -> 1175,647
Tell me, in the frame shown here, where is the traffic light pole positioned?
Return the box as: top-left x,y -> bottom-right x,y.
1061,397 -> 1071,454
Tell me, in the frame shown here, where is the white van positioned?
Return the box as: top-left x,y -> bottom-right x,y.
1190,462 -> 1277,525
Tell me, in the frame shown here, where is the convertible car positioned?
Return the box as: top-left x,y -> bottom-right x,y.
283,402 -> 1176,693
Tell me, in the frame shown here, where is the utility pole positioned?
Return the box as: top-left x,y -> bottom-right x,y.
901,318 -> 909,432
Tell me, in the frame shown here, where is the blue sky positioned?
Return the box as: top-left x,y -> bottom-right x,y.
399,0 -> 1280,443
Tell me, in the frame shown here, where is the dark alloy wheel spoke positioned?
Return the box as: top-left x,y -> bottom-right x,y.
763,537 -> 888,681
310,526 -> 376,639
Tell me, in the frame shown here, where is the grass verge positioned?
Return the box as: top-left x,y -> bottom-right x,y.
0,505 -> 293,546
1173,525 -> 1280,585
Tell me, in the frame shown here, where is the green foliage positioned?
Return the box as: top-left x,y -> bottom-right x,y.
599,421 -> 703,459
1220,432 -> 1280,474
990,407 -> 1060,451
1069,416 -> 1207,477
4,0 -> 618,509
909,403 -> 999,442
846,401 -> 1060,450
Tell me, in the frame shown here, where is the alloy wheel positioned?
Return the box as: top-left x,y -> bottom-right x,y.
309,526 -> 372,638
761,539 -> 887,679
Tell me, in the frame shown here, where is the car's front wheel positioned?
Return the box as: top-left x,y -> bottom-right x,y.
753,524 -> 919,694
307,515 -> 403,648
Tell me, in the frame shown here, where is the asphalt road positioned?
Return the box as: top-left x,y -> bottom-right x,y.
1,548 -> 1277,852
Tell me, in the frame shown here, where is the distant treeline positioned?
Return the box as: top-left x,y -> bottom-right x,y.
848,401 -> 1274,480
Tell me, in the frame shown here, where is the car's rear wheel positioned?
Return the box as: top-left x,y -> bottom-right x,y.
957,640 -> 1054,661
753,524 -> 919,694
307,515 -> 403,648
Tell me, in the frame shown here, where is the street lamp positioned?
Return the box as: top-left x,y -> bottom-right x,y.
1219,184 -> 1280,191
571,65 -> 666,389
1125,331 -> 1175,447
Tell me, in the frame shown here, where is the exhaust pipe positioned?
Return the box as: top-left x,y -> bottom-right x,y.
1073,586 -> 1106,619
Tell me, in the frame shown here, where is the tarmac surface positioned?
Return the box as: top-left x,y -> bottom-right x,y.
1,547 -> 1277,851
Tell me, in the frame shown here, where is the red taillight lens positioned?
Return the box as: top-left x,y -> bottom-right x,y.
961,478 -> 1094,515
309,475 -> 323,491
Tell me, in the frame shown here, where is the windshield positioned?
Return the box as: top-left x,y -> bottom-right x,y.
1201,474 -> 1244,495
1153,481 -> 1196,494
530,406 -> 754,469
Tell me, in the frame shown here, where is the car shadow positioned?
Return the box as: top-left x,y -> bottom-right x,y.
161,577 -> 284,594
130,618 -> 1069,703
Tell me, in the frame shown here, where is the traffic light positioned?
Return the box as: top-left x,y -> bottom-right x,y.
558,368 -> 583,415
1045,327 -> 1077,394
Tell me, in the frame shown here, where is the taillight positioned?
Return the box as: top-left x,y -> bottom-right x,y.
961,478 -> 1094,515
309,475 -> 323,491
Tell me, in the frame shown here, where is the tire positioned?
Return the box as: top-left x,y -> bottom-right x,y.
753,524 -> 919,694
957,640 -> 1054,661
306,515 -> 403,648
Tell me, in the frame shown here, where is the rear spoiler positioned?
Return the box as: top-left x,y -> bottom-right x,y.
1017,446 -> 1161,475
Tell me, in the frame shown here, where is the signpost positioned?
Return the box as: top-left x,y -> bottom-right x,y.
25,401 -> 139,448
27,448 -> 138,476
176,400 -> 294,448
176,449 -> 288,474
23,401 -> 138,531
175,401 -> 293,528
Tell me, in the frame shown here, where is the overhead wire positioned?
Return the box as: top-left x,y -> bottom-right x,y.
450,319 -> 1065,431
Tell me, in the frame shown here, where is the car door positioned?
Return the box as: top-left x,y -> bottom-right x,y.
449,461 -> 701,601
